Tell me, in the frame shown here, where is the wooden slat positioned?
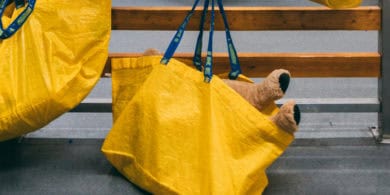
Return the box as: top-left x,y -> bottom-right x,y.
71,98 -> 380,113
104,52 -> 381,77
112,6 -> 381,30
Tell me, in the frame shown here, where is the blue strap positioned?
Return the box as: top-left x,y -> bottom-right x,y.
203,0 -> 215,83
0,0 -> 36,39
217,0 -> 242,80
193,0 -> 209,71
15,0 -> 25,9
160,0 -> 201,65
162,0 -> 242,83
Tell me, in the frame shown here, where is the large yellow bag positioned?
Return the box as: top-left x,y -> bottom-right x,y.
102,0 -> 294,194
0,0 -> 111,141
103,57 -> 294,194
310,0 -> 362,8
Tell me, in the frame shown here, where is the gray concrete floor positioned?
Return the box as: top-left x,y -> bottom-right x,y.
1,138 -> 390,195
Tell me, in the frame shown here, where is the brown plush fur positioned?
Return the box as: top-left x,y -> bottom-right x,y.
223,69 -> 288,111
223,70 -> 298,134
143,48 -> 299,134
271,100 -> 299,134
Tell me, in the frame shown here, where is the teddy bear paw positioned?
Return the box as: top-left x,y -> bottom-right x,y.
255,69 -> 291,110
271,100 -> 300,134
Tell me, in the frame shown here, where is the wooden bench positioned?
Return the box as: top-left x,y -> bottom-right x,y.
72,4 -> 390,142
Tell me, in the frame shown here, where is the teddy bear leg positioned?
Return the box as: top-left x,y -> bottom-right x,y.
222,79 -> 261,108
223,69 -> 290,111
271,100 -> 301,134
254,69 -> 291,110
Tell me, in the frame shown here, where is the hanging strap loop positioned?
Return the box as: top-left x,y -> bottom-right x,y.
217,0 -> 242,80
193,0 -> 209,72
14,0 -> 25,9
203,0 -> 215,83
161,0 -> 241,83
160,0 -> 201,65
0,0 -> 36,39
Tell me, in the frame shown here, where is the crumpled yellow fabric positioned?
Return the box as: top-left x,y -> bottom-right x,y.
102,56 -> 294,195
0,0 -> 111,141
310,0 -> 362,8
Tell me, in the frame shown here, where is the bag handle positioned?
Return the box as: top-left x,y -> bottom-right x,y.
160,0 -> 201,65
192,0 -> 241,80
0,0 -> 36,39
217,0 -> 242,80
193,0 -> 209,72
161,0 -> 240,82
203,0 -> 215,82
14,0 -> 25,9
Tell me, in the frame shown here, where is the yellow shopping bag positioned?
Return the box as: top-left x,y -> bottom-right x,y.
103,56 -> 294,195
0,0 -> 111,141
102,0 -> 294,194
310,0 -> 362,8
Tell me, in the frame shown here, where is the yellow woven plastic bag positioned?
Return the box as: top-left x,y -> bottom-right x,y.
102,1 -> 294,194
310,0 -> 362,8
0,0 -> 111,141
103,56 -> 294,195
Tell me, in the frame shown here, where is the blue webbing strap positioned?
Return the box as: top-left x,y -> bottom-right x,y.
217,0 -> 242,80
160,0 -> 201,65
15,0 -> 25,9
203,0 -> 215,83
161,0 -> 242,82
0,0 -> 36,39
193,0 -> 209,71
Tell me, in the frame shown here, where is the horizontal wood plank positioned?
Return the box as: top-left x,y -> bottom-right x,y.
112,6 -> 381,30
71,98 -> 380,113
104,52 -> 381,77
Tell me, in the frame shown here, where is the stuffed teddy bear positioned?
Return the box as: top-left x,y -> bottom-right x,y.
223,69 -> 300,134
143,48 -> 300,134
